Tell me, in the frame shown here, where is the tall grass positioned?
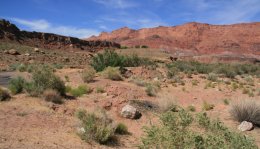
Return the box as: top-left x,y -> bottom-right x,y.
230,99 -> 260,126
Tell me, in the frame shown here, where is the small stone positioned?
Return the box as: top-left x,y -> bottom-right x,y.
34,48 -> 39,52
77,127 -> 85,134
121,104 -> 141,119
8,49 -> 20,55
24,53 -> 30,56
238,121 -> 253,131
153,77 -> 159,81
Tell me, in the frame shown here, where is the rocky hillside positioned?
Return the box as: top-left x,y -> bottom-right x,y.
88,22 -> 260,58
0,19 -> 120,52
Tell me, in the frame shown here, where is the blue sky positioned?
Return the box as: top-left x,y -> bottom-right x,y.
1,0 -> 260,38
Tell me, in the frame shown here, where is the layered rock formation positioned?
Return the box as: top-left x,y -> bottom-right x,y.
0,19 -> 120,51
88,22 -> 260,60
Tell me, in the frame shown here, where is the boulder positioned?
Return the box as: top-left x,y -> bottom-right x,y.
34,48 -> 39,52
24,53 -> 30,56
238,121 -> 253,131
8,49 -> 20,55
121,104 -> 141,119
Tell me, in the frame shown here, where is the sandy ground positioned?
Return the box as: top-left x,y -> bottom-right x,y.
0,67 -> 260,148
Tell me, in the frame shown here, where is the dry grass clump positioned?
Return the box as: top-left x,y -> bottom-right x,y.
157,93 -> 178,112
202,101 -> 214,111
76,109 -> 116,144
102,67 -> 123,81
81,66 -> 96,83
230,99 -> 260,126
43,89 -> 63,104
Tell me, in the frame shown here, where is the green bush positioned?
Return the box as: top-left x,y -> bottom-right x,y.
139,109 -> 258,149
230,99 -> 260,125
167,61 -> 260,78
8,76 -> 26,94
102,67 -> 123,81
24,66 -> 65,96
70,85 -> 92,97
207,73 -> 218,82
43,89 -> 63,104
91,49 -> 153,72
0,87 -> 11,101
76,110 -> 116,144
115,123 -> 128,135
81,66 -> 96,83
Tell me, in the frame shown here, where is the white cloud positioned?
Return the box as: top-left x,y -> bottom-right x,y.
211,0 -> 260,24
11,18 -> 99,38
11,18 -> 50,30
185,0 -> 260,24
93,0 -> 137,9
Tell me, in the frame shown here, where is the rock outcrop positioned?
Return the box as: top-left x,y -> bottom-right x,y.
88,22 -> 260,62
0,19 -> 120,52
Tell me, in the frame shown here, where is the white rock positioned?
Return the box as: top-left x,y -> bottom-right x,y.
121,104 -> 141,119
238,121 -> 253,131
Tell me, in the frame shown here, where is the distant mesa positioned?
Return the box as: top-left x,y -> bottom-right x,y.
87,22 -> 260,59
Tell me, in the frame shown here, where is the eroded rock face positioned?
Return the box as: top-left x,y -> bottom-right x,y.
238,121 -> 253,131
88,22 -> 260,61
0,19 -> 120,52
121,104 -> 141,119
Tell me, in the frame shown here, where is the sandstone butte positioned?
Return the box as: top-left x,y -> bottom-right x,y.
87,22 -> 260,62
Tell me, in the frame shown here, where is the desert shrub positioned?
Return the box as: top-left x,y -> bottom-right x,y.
64,75 -> 70,82
91,50 -> 125,72
52,63 -> 63,69
70,85 -> 92,97
24,66 -> 65,96
0,87 -> 11,101
202,101 -> 214,111
167,66 -> 179,78
131,77 -> 147,87
157,94 -> 178,112
76,110 -> 116,144
191,80 -> 199,86
115,123 -> 128,135
145,83 -> 160,97
81,66 -> 96,83
17,64 -> 27,72
223,98 -> 230,105
91,49 -> 154,72
8,76 -> 26,94
231,82 -> 239,91
96,86 -> 105,93
140,110 -> 258,149
207,73 -> 218,82
65,85 -> 72,93
230,99 -> 260,125
187,105 -> 196,112
102,67 -> 123,81
43,89 -> 63,104
167,61 -> 260,78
